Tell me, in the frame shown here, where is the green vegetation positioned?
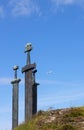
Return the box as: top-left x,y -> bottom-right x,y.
14,107 -> 84,130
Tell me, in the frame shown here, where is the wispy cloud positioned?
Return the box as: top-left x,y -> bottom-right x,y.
51,0 -> 74,6
0,6 -> 4,18
0,77 -> 23,85
38,78 -> 84,109
0,106 -> 11,114
0,77 -> 84,87
38,93 -> 84,110
0,77 -> 12,85
51,0 -> 84,5
51,0 -> 84,10
38,79 -> 84,87
9,0 -> 40,17
1,0 -> 84,18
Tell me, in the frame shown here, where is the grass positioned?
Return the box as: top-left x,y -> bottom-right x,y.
14,106 -> 84,130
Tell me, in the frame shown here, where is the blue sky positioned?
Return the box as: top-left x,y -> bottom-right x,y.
0,0 -> 84,130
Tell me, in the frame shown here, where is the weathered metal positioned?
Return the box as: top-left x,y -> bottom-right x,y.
11,66 -> 21,130
24,43 -> 32,53
22,64 -> 36,120
32,69 -> 39,115
22,43 -> 39,121
13,65 -> 19,79
24,43 -> 32,65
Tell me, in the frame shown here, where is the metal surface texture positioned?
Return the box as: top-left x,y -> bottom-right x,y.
25,43 -> 32,52
11,66 -> 21,130
32,70 -> 39,115
22,63 -> 35,121
22,43 -> 38,121
25,70 -> 33,120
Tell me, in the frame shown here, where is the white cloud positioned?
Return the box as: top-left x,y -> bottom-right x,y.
38,79 -> 84,87
51,0 -> 74,6
0,77 -> 12,85
51,0 -> 84,8
38,93 -> 84,110
9,0 -> 40,16
0,106 -> 11,113
0,77 -> 84,87
0,6 -> 4,18
0,77 -> 21,85
0,77 -> 24,85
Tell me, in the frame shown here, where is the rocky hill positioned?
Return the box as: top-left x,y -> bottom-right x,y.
14,106 -> 84,130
